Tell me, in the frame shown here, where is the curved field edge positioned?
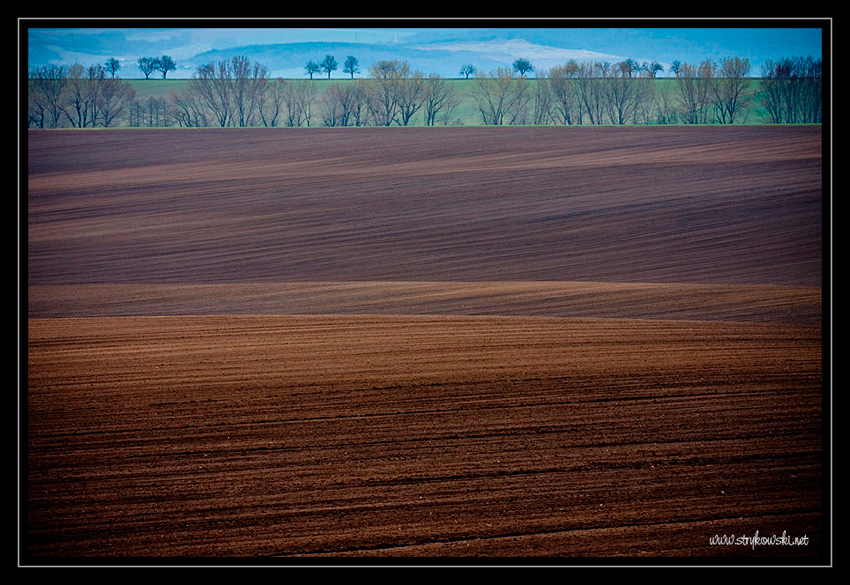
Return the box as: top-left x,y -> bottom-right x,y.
28,280 -> 821,325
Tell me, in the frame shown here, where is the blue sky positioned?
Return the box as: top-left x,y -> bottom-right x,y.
25,21 -> 827,79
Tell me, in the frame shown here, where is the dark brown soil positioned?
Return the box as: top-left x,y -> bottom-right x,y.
25,126 -> 826,564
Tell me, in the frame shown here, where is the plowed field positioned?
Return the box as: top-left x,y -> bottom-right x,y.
25,126 -> 826,564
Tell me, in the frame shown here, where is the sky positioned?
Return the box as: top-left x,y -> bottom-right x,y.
24,19 -> 827,79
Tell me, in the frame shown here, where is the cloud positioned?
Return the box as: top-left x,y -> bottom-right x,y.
413,38 -> 626,69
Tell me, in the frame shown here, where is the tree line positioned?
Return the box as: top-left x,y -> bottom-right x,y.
28,62 -> 136,128
27,53 -> 822,129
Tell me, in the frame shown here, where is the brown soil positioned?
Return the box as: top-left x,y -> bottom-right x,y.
25,126 -> 826,564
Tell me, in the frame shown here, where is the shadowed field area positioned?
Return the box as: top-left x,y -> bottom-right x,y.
25,126 -> 825,562
28,126 -> 821,286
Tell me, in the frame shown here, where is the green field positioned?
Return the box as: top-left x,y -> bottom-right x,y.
124,77 -> 777,127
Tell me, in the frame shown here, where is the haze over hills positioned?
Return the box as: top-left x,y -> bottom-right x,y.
183,37 -> 616,80
25,23 -> 825,79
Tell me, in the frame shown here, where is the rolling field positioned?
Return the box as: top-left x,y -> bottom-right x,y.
25,126 -> 826,562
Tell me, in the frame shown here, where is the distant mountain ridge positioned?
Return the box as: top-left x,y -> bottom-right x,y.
181,39 -> 564,80
26,25 -> 825,80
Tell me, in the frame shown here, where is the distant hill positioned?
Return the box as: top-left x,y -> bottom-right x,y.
26,25 -> 825,81
179,40 -> 539,80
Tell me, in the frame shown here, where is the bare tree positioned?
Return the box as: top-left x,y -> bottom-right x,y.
282,81 -> 317,126
710,56 -> 751,124
547,61 -> 580,125
176,57 -> 276,127
320,83 -> 345,127
97,75 -> 136,126
63,63 -> 96,127
760,56 -> 822,124
504,75 -> 533,125
423,74 -> 459,126
395,71 -> 426,126
350,80 -> 367,127
133,95 -> 168,127
471,68 -> 521,125
84,64 -> 106,125
256,78 -> 286,127
231,56 -> 268,127
281,81 -> 301,126
169,88 -> 209,127
365,60 -> 417,126
64,64 -> 105,127
320,81 -> 363,127
675,60 -> 714,124
651,85 -> 678,125
296,82 -> 317,126
629,74 -> 663,125
28,61 -> 135,128
603,60 -> 652,125
797,57 -> 823,123
188,60 -> 234,127
574,61 -> 609,125
28,64 -> 67,128
531,73 -> 553,125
